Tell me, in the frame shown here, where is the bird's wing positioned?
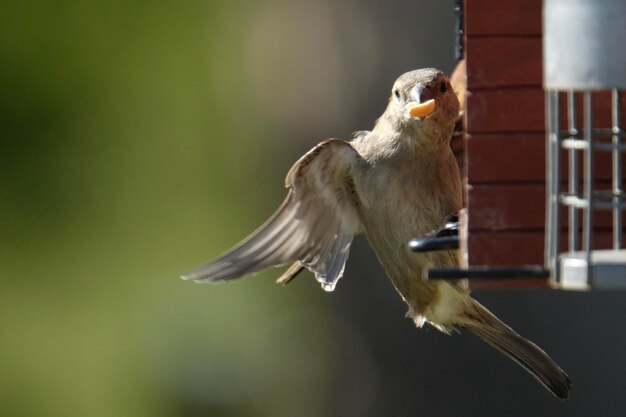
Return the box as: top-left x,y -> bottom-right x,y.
182,139 -> 363,291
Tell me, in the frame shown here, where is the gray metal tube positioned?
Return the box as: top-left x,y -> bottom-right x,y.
612,89 -> 623,248
567,91 -> 579,251
544,0 -> 626,90
545,91 -> 562,282
583,92 -> 594,282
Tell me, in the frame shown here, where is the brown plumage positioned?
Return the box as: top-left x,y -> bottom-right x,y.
183,68 -> 572,399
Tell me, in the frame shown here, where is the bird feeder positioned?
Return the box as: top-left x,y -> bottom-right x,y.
413,0 -> 626,289
544,0 -> 626,289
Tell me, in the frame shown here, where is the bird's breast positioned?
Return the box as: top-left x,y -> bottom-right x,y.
357,158 -> 457,245
353,152 -> 462,316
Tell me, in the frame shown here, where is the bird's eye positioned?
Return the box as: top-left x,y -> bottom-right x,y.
439,82 -> 448,94
394,88 -> 401,99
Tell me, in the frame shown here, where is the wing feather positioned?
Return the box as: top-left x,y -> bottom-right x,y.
182,139 -> 363,291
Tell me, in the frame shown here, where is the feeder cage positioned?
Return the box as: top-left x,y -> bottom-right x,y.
544,0 -> 626,289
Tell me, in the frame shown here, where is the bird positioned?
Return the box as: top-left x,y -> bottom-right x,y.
182,68 -> 572,399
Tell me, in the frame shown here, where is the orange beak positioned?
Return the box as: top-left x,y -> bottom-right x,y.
407,99 -> 436,119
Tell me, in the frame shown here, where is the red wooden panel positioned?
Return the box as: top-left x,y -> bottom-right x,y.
466,37 -> 542,89
468,185 -> 544,231
468,231 -> 619,266
466,88 -> 545,133
466,134 -> 626,184
469,232 -> 545,265
466,134 -> 544,183
464,0 -> 542,36
467,184 -> 622,231
465,91 -> 626,135
466,89 -> 626,135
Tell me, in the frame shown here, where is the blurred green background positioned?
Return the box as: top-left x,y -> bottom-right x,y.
0,1 -> 454,415
2,1 -> 625,416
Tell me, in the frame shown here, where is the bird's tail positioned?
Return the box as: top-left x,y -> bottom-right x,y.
460,299 -> 572,400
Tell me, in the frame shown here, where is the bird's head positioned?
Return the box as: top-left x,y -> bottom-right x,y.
382,68 -> 459,138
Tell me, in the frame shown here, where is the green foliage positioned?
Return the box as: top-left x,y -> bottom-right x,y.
0,2 -> 333,416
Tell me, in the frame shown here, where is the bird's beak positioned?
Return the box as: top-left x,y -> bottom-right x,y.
406,82 -> 436,119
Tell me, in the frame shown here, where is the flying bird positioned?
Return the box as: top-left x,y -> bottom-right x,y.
183,68 -> 572,399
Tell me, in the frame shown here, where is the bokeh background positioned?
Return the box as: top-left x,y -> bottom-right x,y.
2,1 -> 625,416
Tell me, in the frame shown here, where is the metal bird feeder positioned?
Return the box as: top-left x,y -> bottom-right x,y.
544,0 -> 626,289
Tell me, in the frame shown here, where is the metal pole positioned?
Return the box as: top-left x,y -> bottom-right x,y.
611,89 -> 622,249
583,92 -> 594,283
546,91 -> 561,282
567,91 -> 579,251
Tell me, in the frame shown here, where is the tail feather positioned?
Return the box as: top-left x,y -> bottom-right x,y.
462,300 -> 572,400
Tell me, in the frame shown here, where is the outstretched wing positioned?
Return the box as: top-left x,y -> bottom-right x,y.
182,139 -> 363,291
